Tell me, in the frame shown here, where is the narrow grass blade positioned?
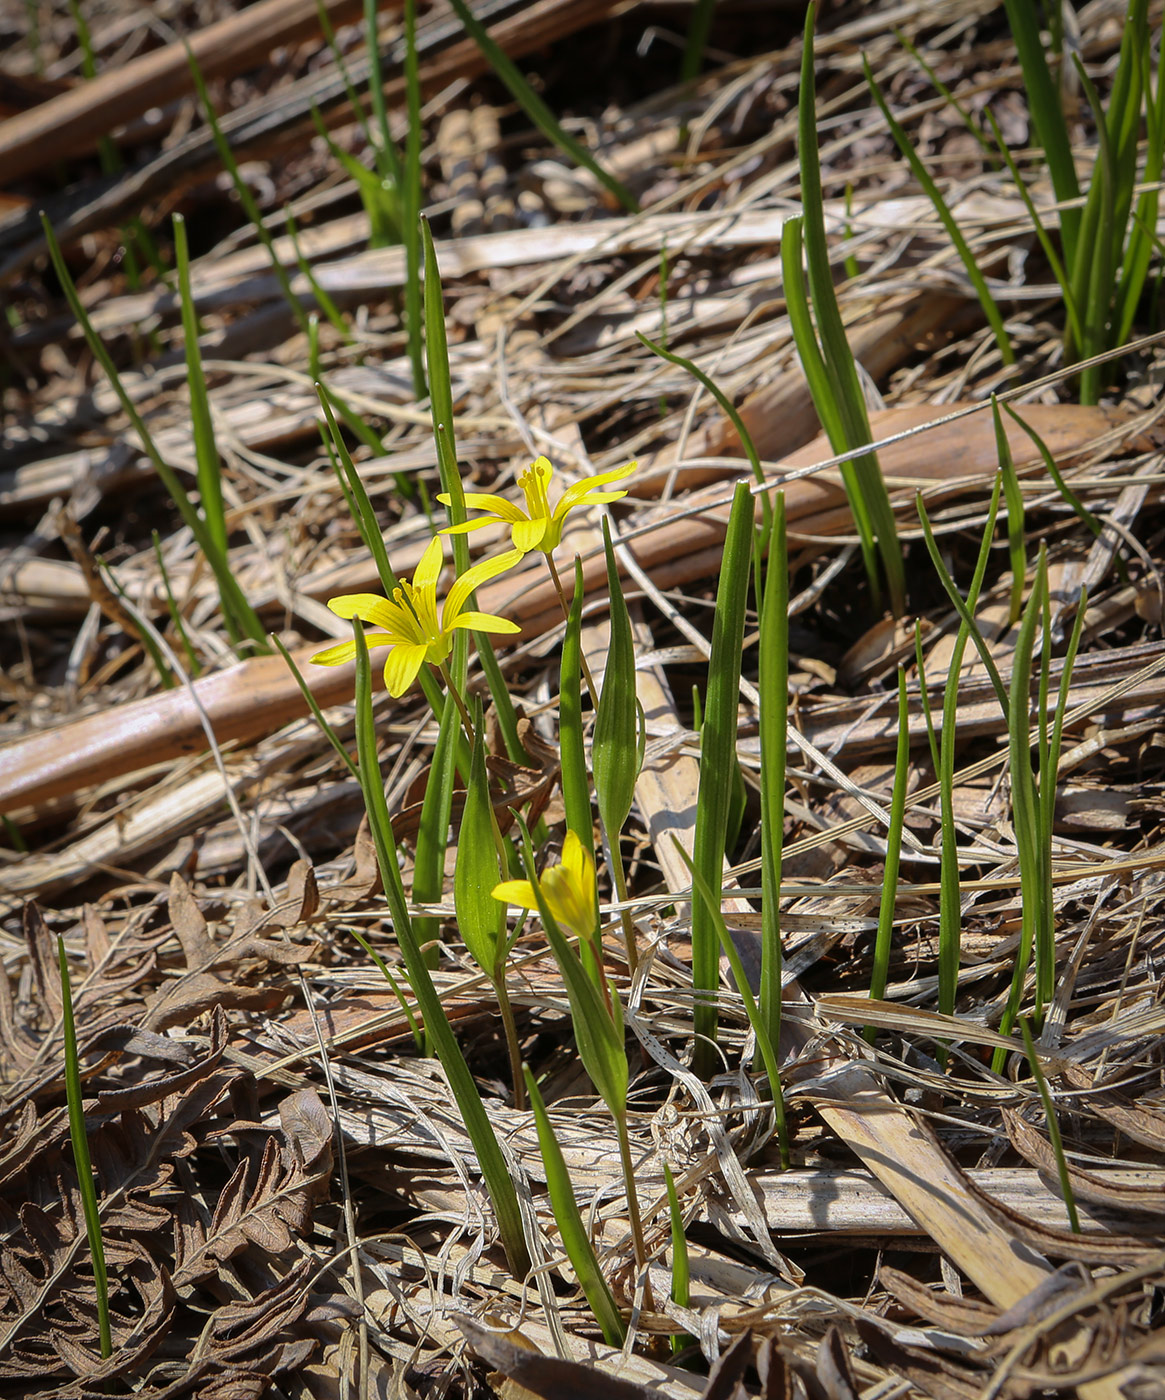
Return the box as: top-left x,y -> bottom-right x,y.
663,1163 -> 692,1355
151,532 -> 201,677
896,28 -> 999,165
186,49 -> 311,338
173,213 -> 226,558
443,0 -> 638,213
413,689 -> 460,969
866,668 -> 910,1037
681,0 -> 716,82
523,1067 -> 626,1345
363,0 -> 404,188
1070,55 -> 1118,404
346,924 -> 423,1052
314,0 -> 376,153
57,936 -> 112,1358
592,520 -> 641,844
984,108 -> 1082,352
42,217 -> 268,653
916,491 -> 1010,721
1116,45 -> 1164,344
97,557 -> 175,690
310,320 -> 386,457
757,494 -> 787,1065
637,330 -> 771,544
781,215 -> 880,597
994,550 -> 1048,1064
457,714 -> 524,1105
1019,1019 -> 1081,1233
865,60 -> 1014,367
420,218 -> 524,745
400,0 -> 426,397
1002,0 -> 1080,264
1001,401 -> 1105,546
690,481 -> 754,1076
560,556 -> 595,862
798,7 -> 904,615
992,397 -> 1026,626
285,209 -> 349,338
913,621 -> 940,778
271,635 -> 358,780
351,619 -> 530,1275
310,103 -> 401,243
422,217 -> 471,688
935,476 -> 1002,1024
676,841 -> 787,1161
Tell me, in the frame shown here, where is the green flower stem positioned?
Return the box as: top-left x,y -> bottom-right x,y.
435,660 -> 476,747
494,974 -> 525,1112
614,1106 -> 651,1304
546,552 -> 600,709
607,854 -> 639,984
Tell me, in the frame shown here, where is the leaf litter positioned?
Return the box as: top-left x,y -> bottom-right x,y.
2,0 -> 1165,1396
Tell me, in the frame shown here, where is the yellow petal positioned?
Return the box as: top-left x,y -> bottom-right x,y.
559,460 -> 636,511
310,639 -> 358,668
492,879 -> 539,909
511,516 -> 549,553
412,535 -> 445,591
327,593 -> 414,637
382,643 -> 429,697
458,493 -> 528,523
448,611 -> 522,634
445,547 -> 524,621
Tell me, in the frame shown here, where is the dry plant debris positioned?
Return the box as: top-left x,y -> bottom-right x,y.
2,1 -> 1165,1397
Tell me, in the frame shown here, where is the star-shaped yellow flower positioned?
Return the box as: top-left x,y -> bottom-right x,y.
493,830 -> 598,940
311,537 -> 522,696
437,456 -> 636,555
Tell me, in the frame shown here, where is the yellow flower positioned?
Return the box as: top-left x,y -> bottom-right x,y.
311,536 -> 522,696
493,830 -> 598,939
437,456 -> 636,555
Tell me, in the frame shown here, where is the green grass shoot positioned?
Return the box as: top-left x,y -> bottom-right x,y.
865,59 -> 1015,367
757,494 -> 787,1066
790,5 -> 904,615
591,520 -> 645,977
57,936 -> 112,1358
663,1162 -> 692,1355
677,842 -> 787,1165
689,481 -> 754,1078
1019,1019 -> 1081,1233
524,1067 -> 626,1345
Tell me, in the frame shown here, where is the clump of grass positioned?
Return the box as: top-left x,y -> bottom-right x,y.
783,7 -> 904,615
1002,0 -> 1160,399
